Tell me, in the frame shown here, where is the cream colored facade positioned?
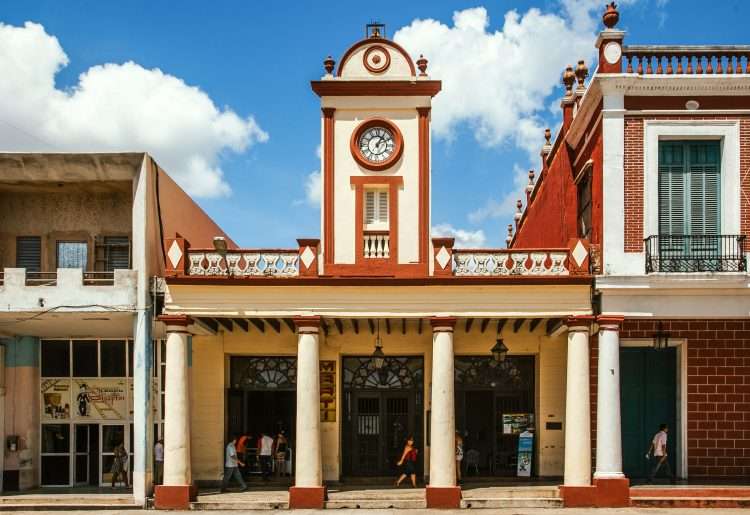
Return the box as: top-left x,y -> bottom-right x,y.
189,321 -> 568,482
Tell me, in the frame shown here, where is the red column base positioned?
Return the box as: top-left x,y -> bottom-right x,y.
559,485 -> 598,507
154,484 -> 198,510
593,477 -> 631,507
289,486 -> 327,509
426,486 -> 462,509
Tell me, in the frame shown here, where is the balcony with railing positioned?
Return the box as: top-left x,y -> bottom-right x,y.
621,46 -> 750,75
363,231 -> 390,259
645,235 -> 747,273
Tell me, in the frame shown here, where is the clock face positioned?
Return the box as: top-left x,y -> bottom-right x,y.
358,126 -> 395,163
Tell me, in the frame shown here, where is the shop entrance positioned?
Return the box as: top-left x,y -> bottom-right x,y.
227,356 -> 297,477
621,346 -> 677,479
455,356 -> 535,477
342,356 -> 424,477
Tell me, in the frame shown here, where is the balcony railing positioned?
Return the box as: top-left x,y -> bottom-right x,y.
188,250 -> 299,277
645,235 -> 746,273
25,272 -> 58,286
453,249 -> 570,276
622,46 -> 750,75
83,271 -> 115,286
363,231 -> 390,259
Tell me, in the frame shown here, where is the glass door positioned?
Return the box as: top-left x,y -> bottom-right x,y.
74,424 -> 89,485
100,424 -> 127,486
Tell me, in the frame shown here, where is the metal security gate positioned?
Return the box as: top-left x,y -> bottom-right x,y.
342,356 -> 423,477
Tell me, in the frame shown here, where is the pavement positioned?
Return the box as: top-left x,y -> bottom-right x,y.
6,510 -> 750,514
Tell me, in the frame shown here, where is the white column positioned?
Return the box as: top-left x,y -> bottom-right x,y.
594,317 -> 624,479
429,318 -> 457,487
162,318 -> 192,486
564,317 -> 592,486
294,318 -> 322,487
132,308 -> 153,505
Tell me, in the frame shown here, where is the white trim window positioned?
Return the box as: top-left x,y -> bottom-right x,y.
364,188 -> 389,231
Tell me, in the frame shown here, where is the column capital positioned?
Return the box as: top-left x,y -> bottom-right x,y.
293,316 -> 321,334
321,107 -> 336,118
416,106 -> 431,117
567,315 -> 595,332
597,315 -> 624,331
430,317 -> 457,331
158,315 -> 192,331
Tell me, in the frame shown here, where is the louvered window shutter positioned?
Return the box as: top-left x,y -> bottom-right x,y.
658,142 -> 686,250
687,142 -> 720,236
365,191 -> 376,225
16,236 -> 41,272
377,190 -> 389,223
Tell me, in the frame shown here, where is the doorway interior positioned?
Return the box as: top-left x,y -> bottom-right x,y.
455,356 -> 536,477
342,356 -> 424,478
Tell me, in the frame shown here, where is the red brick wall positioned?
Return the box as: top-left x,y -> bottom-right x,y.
590,319 -> 750,479
623,115 -> 750,253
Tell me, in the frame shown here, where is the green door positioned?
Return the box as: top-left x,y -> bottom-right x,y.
620,347 -> 677,479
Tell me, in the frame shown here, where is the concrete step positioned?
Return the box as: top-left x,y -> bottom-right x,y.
0,503 -> 140,511
462,487 -> 560,499
191,500 -> 289,510
325,499 -> 426,509
630,487 -> 750,498
0,497 -> 135,505
461,497 -> 563,509
631,496 -> 750,508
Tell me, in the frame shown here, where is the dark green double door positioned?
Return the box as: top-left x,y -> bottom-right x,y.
621,347 -> 677,479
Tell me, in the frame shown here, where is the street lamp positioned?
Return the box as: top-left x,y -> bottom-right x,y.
652,321 -> 670,351
492,320 -> 508,363
372,319 -> 386,370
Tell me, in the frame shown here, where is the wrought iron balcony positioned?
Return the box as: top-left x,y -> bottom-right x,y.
644,235 -> 747,273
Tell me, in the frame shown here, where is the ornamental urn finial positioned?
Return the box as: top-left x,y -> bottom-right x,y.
324,55 -> 335,74
602,2 -> 620,29
544,128 -> 552,145
562,65 -> 576,96
416,55 -> 428,76
575,59 -> 589,90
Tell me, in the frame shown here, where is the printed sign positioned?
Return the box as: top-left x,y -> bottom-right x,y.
42,379 -> 72,420
72,379 -> 128,420
502,413 -> 535,434
128,378 -> 160,418
517,430 -> 534,477
320,360 -> 336,422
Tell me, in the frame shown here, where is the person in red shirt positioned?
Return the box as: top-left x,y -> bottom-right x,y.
395,436 -> 418,488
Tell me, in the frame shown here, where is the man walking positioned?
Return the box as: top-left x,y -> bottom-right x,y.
646,423 -> 675,484
222,435 -> 248,492
257,432 -> 274,481
154,438 -> 164,485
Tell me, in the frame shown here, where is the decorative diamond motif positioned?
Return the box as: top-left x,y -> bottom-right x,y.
300,246 -> 315,269
572,240 -> 588,268
168,240 -> 183,268
436,246 -> 450,270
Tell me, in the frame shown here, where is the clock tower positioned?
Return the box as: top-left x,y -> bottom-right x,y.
311,24 -> 441,277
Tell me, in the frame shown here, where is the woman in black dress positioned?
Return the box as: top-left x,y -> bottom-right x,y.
395,435 -> 418,487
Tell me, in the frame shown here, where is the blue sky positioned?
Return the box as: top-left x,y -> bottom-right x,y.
1,0 -> 748,247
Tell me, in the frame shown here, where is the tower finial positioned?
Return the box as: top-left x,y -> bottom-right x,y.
602,2 -> 620,29
562,65 -> 576,96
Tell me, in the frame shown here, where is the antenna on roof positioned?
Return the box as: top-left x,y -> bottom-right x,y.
366,21 -> 386,39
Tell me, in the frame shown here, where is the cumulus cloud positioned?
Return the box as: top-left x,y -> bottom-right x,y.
432,223 -> 487,248
0,21 -> 267,197
394,5 -> 598,159
303,170 -> 321,207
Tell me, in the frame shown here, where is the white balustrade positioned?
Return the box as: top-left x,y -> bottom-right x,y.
453,250 -> 570,276
188,251 -> 299,277
363,233 -> 390,259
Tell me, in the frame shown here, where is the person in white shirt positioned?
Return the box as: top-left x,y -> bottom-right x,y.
257,432 -> 274,481
646,423 -> 675,483
221,435 -> 248,492
154,439 -> 164,485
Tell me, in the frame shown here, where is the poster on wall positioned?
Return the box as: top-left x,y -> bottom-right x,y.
516,430 -> 534,477
41,379 -> 72,420
320,360 -> 336,422
502,413 -> 535,434
128,378 -> 160,419
72,379 -> 128,420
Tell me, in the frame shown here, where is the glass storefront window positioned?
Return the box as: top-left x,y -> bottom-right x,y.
42,424 -> 70,453
41,340 -> 70,377
100,340 -> 126,377
73,340 -> 98,377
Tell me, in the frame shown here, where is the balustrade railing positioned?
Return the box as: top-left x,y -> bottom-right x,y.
364,232 -> 390,259
645,234 -> 746,273
622,46 -> 750,75
188,250 -> 299,277
83,271 -> 115,286
25,272 -> 58,286
453,249 -> 569,276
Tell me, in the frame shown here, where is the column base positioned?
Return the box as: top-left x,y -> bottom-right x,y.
559,485 -> 598,508
426,486 -> 462,509
593,477 -> 630,507
154,484 -> 198,510
289,486 -> 327,509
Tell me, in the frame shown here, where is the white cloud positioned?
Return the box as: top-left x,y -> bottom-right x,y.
432,223 -> 487,248
303,170 -> 321,207
0,21 -> 268,197
469,164 -> 530,223
394,3 -> 603,161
